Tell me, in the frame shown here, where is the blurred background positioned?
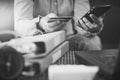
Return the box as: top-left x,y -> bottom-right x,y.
0,0 -> 14,30
89,0 -> 120,49
0,0 -> 120,49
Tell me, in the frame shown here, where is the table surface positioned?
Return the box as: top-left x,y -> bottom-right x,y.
17,49 -> 118,80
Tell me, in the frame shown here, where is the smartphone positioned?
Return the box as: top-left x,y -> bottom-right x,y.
48,16 -> 73,22
81,5 -> 112,23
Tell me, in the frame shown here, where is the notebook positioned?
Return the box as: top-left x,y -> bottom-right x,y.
48,65 -> 99,80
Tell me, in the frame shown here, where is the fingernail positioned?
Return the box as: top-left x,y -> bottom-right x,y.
57,21 -> 60,24
83,17 -> 85,21
90,14 -> 92,17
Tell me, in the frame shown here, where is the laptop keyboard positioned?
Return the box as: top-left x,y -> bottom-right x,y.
55,51 -> 78,65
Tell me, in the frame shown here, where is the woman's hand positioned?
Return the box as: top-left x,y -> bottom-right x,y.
39,13 -> 61,33
78,14 -> 104,34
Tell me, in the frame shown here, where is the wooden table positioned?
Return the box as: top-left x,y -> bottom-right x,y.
17,49 -> 118,80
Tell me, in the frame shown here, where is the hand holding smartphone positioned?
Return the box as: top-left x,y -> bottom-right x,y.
81,5 -> 112,23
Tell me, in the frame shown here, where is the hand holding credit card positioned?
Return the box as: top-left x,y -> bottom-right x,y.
48,5 -> 111,24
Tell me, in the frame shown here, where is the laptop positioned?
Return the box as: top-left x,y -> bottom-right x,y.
111,45 -> 120,80
74,49 -> 119,80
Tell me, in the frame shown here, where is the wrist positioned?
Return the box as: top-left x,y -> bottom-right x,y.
84,31 -> 97,38
36,16 -> 46,34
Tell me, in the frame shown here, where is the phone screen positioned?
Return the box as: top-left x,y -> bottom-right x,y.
81,5 -> 111,23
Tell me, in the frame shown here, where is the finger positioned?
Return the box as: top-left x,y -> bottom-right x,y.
53,22 -> 64,31
48,20 -> 61,28
41,16 -> 50,23
90,14 -> 99,24
78,19 -> 89,31
99,16 -> 104,22
46,13 -> 58,22
83,17 -> 101,33
83,17 -> 94,29
92,14 -> 104,29
89,14 -> 103,28
90,14 -> 105,23
47,13 -> 57,18
46,20 -> 62,32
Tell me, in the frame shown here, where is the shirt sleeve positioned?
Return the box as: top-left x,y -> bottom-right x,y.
74,0 -> 90,22
73,0 -> 101,49
74,0 -> 90,35
14,0 -> 41,37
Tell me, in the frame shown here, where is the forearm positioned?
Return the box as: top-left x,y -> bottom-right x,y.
14,18 -> 42,37
14,0 -> 41,37
73,0 -> 102,50
84,35 -> 102,50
